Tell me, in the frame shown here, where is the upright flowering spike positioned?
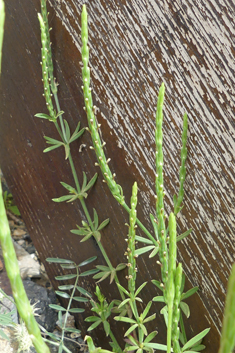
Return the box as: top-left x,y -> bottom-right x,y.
155,83 -> 168,283
127,182 -> 138,295
38,13 -> 56,122
172,263 -> 183,353
40,0 -> 57,94
81,5 -> 124,205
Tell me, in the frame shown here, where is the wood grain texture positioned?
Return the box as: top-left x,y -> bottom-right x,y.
1,0 -> 235,351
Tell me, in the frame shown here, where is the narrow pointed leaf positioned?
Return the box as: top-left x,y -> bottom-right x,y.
114,316 -> 136,324
160,305 -> 168,326
64,327 -> 81,333
144,331 -> 158,343
142,301 -> 152,320
140,323 -> 148,336
46,258 -> 74,264
135,282 -> 147,297
71,228 -> 89,236
93,208 -> 99,229
135,235 -> 154,244
125,346 -> 139,352
79,233 -> 93,242
182,328 -> 210,351
143,313 -> 156,323
60,181 -> 76,193
80,268 -> 99,276
73,297 -> 89,302
104,321 -> 110,336
135,246 -> 155,256
55,110 -> 64,119
85,316 -> 101,322
186,345 -> 206,352
60,263 -> 77,269
72,121 -> 81,135
83,173 -> 98,192
149,246 -> 159,258
58,285 -> 74,290
153,296 -> 165,302
118,298 -> 130,308
44,136 -> 62,144
87,319 -> 102,331
124,324 -> 139,337
98,218 -> 110,231
76,286 -> 92,297
64,119 -> 71,141
69,308 -> 85,313
43,144 -> 63,153
151,279 -> 163,291
117,283 -> 130,296
116,263 -> 127,271
49,304 -> 66,311
96,265 -> 110,271
81,172 -> 88,191
181,286 -> 199,300
69,128 -> 85,143
52,195 -> 73,202
55,274 -> 77,280
150,213 -> 158,239
93,271 -> 110,280
78,256 -> 97,267
177,228 -> 193,242
55,291 -> 70,299
80,232 -> 93,243
35,113 -> 52,120
64,144 -> 70,159
180,302 -> 190,318
144,343 -> 168,350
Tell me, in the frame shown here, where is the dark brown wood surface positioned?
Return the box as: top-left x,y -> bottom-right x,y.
1,0 -> 235,351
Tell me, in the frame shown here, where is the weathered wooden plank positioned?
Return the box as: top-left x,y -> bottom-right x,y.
1,0 -> 235,351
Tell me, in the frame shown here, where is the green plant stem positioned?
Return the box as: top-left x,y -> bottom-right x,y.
81,5 -> 158,249
0,181 -> 51,353
40,1 -> 126,304
39,0 -> 123,302
155,83 -> 168,284
67,153 -> 121,287
60,264 -> 80,346
166,213 -> 177,353
40,0 -> 66,139
122,202 -> 158,246
43,338 -> 72,353
109,330 -> 122,353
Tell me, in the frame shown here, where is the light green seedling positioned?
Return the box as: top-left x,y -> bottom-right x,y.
219,263 -> 235,353
0,182 -> 51,353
